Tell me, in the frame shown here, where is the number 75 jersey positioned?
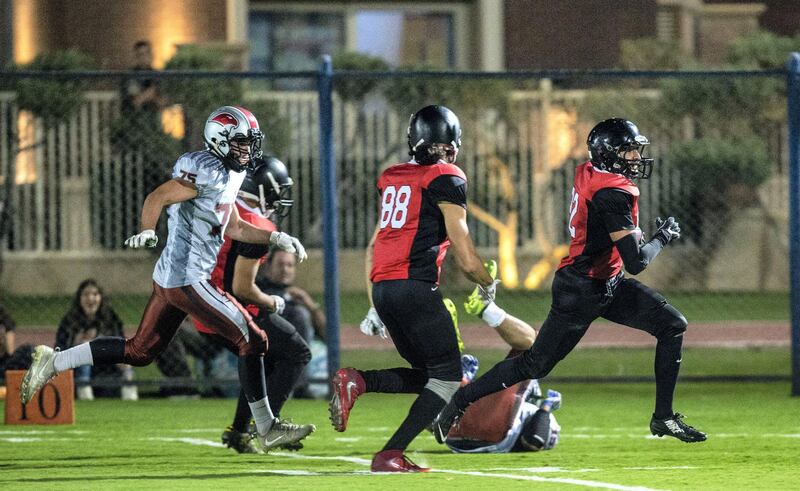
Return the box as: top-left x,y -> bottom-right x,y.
370,162 -> 468,284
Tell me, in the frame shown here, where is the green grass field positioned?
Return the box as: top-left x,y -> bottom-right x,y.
1,290 -> 790,328
1,380 -> 798,490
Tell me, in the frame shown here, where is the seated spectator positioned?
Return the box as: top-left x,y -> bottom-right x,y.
257,249 -> 327,398
0,304 -> 34,380
55,279 -> 137,400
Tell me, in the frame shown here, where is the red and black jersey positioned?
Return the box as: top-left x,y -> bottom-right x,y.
558,161 -> 640,279
194,202 -> 276,334
370,162 -> 467,284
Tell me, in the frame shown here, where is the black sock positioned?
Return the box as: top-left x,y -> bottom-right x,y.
238,355 -> 267,402
654,335 -> 683,419
361,368 -> 428,394
89,337 -> 125,365
383,388 -> 445,451
232,390 -> 251,433
456,356 -> 525,408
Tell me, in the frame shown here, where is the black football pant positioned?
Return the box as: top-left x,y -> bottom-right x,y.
365,279 -> 463,451
203,312 -> 311,431
456,266 -> 687,419
365,279 -> 463,390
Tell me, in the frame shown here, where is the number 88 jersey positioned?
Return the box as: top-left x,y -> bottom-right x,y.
370,162 -> 467,284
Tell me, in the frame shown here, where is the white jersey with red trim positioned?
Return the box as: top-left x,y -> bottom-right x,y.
153,151 -> 246,288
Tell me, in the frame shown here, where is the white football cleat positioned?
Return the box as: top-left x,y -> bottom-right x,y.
20,345 -> 58,404
258,418 -> 316,453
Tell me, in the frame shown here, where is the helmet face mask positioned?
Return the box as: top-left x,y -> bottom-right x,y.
238,157 -> 293,219
588,118 -> 654,179
204,106 -> 263,172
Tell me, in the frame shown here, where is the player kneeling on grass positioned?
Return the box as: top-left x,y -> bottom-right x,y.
443,260 -> 563,453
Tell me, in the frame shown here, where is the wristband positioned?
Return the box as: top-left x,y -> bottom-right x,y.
481,302 -> 507,328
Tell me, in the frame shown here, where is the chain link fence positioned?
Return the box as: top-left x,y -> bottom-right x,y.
0,66 -> 791,395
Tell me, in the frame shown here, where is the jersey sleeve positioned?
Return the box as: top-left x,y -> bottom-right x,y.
427,174 -> 468,208
171,153 -> 214,197
592,188 -> 635,233
235,240 -> 270,260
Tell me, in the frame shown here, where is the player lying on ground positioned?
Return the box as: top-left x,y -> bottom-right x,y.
21,106 -> 312,451
446,355 -> 562,454
444,261 -> 562,453
190,156 -> 315,454
434,118 -> 707,444
329,105 -> 498,473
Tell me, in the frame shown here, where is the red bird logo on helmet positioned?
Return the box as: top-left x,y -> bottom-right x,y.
211,113 -> 238,127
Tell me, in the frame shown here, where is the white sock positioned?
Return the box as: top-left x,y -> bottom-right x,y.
249,398 -> 275,435
481,302 -> 507,328
53,343 -> 94,372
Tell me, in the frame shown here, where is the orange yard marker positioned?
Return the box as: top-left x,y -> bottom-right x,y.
4,370 -> 75,425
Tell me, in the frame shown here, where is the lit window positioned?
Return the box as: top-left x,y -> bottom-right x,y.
355,10 -> 454,68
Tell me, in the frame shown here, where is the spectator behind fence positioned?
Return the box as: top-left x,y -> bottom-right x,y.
0,304 -> 34,382
55,279 -> 137,401
122,40 -> 165,114
109,40 -> 171,250
257,249 -> 327,399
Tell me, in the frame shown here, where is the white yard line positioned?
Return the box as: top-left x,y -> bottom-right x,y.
0,437 -> 87,442
434,470 -> 666,491
146,437 -> 226,448
4,433 -> 677,490
273,450 -> 667,490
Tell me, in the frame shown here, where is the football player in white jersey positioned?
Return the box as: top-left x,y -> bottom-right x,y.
21,106 -> 314,451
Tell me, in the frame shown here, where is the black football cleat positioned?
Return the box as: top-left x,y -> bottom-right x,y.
432,400 -> 465,444
650,413 -> 707,443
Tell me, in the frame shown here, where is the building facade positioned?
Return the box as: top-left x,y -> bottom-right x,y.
3,1 -> 791,71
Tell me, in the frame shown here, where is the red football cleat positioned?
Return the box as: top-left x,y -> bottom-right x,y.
370,450 -> 430,473
329,367 -> 365,432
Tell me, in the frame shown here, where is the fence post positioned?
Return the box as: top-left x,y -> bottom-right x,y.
318,55 -> 341,386
788,53 -> 800,396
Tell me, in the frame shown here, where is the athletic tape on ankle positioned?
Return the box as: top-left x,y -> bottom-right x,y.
481,302 -> 507,328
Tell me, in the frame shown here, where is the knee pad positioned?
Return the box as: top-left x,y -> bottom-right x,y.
123,341 -> 153,367
655,307 -> 688,340
425,378 -> 461,402
427,356 -> 463,383
239,329 -> 268,357
518,348 -> 558,380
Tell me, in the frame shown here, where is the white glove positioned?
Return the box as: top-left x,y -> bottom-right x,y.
359,307 -> 387,339
269,295 -> 286,315
269,231 -> 307,263
124,229 -> 158,249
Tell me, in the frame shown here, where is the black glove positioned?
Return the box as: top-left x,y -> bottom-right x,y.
654,216 -> 681,245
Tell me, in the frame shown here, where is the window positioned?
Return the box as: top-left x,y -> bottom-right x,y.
249,12 -> 345,72
355,10 -> 454,68
249,4 -> 463,76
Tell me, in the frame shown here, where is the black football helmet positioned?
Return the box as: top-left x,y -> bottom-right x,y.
238,156 -> 293,218
587,118 -> 654,179
407,105 -> 462,165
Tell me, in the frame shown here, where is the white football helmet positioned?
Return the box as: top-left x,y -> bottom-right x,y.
203,106 -> 263,172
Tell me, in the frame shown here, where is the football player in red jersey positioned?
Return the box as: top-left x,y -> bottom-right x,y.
328,105 -> 498,473
434,118 -> 707,444
192,156 -> 315,453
